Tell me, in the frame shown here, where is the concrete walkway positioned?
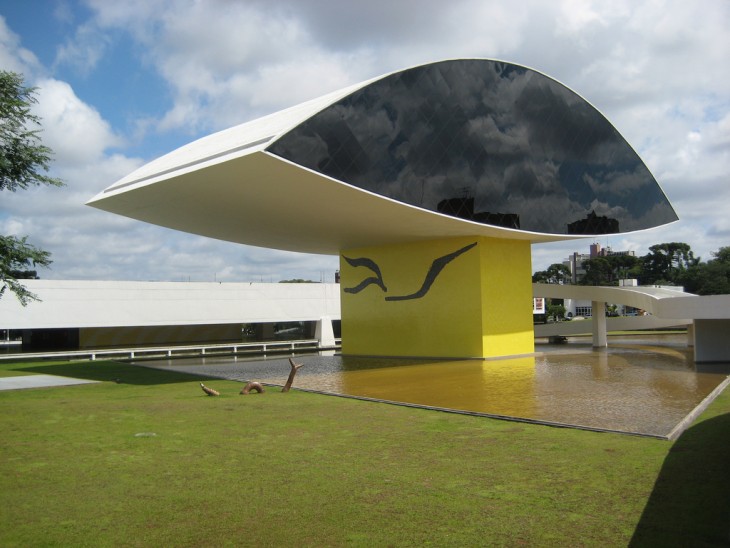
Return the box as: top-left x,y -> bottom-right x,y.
533,283 -> 730,361
0,374 -> 99,391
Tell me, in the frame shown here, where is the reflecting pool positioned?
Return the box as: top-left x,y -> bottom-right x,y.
139,335 -> 730,438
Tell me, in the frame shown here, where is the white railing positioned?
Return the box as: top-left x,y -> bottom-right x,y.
0,338 -> 341,362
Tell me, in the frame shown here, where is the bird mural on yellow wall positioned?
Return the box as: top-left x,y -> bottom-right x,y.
343,241 -> 477,301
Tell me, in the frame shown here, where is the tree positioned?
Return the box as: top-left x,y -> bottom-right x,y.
0,235 -> 50,305
547,302 -> 566,321
713,246 -> 730,264
1,71 -> 63,305
532,263 -> 571,284
609,253 -> 641,281
680,246 -> 730,295
579,257 -> 614,285
578,253 -> 639,286
640,242 -> 697,285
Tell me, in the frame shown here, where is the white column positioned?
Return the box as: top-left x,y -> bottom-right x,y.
592,301 -> 607,348
315,316 -> 336,349
694,319 -> 730,362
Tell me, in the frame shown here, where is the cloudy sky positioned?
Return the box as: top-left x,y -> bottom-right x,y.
1,0 -> 728,284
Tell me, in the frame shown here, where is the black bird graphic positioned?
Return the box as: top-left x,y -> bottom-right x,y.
343,242 -> 477,301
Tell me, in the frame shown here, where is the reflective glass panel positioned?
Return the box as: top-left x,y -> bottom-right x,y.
267,60 -> 677,235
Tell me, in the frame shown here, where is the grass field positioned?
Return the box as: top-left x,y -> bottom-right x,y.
1,359 -> 728,546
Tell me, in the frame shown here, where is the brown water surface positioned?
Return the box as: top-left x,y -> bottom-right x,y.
141,335 -> 730,438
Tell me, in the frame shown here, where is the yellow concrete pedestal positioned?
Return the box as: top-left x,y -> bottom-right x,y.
340,236 -> 534,359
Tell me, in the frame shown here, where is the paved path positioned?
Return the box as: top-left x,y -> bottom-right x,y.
0,374 -> 100,391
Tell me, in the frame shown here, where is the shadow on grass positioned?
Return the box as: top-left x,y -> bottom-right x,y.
16,361 -> 212,386
630,412 -> 730,546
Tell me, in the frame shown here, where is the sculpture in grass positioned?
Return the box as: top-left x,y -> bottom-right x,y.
282,358 -> 304,392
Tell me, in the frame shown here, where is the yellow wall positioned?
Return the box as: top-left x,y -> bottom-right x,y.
340,236 -> 534,359
478,237 -> 534,358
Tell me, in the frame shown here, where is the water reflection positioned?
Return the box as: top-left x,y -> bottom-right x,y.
337,355 -> 536,419
267,59 -> 678,235
141,336 -> 729,438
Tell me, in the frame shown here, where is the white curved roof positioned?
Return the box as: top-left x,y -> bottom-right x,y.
88,149 -> 581,255
533,283 -> 730,320
87,60 -> 604,254
100,76 -> 381,195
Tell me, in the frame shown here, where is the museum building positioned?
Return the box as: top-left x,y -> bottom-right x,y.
88,59 -> 678,359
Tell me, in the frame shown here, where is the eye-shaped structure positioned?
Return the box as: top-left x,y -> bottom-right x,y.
88,59 -> 676,253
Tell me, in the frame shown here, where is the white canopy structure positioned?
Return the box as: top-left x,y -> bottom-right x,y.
87,59 -> 677,254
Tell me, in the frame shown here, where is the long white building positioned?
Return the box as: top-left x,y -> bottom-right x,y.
1,279 -> 340,350
2,278 -> 729,362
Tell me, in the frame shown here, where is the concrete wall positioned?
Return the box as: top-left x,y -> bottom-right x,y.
0,280 -> 341,330
694,319 -> 730,363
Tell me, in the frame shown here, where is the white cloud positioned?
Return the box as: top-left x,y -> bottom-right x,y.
53,1 -> 75,25
32,78 -> 124,168
81,0 -> 542,133
557,0 -> 608,33
83,0 -> 368,133
0,0 -> 727,284
53,21 -> 111,74
0,16 -> 42,76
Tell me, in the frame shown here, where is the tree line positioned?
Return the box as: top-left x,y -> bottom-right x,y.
533,242 -> 730,295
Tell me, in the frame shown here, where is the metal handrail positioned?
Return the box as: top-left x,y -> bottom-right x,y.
0,338 -> 341,362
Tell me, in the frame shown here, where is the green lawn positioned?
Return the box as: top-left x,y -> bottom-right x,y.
1,359 -> 728,546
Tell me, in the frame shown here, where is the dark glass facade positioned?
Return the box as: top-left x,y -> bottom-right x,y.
267,59 -> 677,235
